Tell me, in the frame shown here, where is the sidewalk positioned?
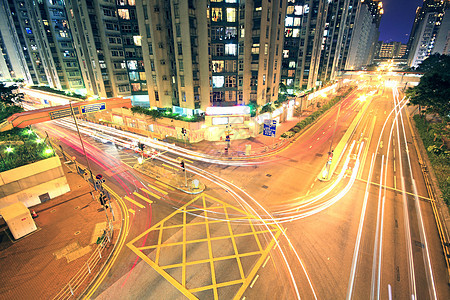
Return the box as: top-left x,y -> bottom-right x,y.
0,157 -> 116,300
183,106 -> 322,158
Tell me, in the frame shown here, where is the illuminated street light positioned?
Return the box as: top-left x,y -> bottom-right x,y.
5,147 -> 13,153
359,95 -> 367,102
35,138 -> 43,144
138,156 -> 143,164
44,148 -> 53,155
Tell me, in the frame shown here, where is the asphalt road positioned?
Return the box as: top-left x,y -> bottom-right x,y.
35,82 -> 450,299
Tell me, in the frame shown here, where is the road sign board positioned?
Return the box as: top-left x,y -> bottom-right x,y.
49,107 -> 80,120
81,102 -> 106,114
263,119 -> 277,137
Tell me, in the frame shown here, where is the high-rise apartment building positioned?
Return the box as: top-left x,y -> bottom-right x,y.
378,42 -> 407,58
1,0 -> 379,115
345,0 -> 382,69
407,0 -> 449,68
433,8 -> 450,55
281,0 -> 381,92
0,0 -> 85,91
0,0 -> 31,81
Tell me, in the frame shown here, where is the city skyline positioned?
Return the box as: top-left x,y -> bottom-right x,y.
378,0 -> 424,44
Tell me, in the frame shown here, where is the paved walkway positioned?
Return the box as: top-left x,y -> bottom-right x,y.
0,158 -> 116,300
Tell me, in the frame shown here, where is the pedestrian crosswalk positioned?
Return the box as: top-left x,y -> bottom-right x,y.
122,184 -> 170,211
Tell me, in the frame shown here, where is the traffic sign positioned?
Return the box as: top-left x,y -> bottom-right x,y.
96,174 -> 103,180
263,119 -> 277,137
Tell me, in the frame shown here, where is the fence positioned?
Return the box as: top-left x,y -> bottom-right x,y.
52,222 -> 114,300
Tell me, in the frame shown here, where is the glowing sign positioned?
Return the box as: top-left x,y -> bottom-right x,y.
206,105 -> 250,116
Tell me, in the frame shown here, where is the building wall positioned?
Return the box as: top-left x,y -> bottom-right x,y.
0,156 -> 70,209
433,8 -> 450,55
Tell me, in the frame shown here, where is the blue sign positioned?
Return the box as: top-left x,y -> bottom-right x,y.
81,102 -> 106,113
263,120 -> 277,137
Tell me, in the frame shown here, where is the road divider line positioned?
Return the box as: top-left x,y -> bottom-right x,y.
133,191 -> 154,204
250,275 -> 259,288
124,195 -> 145,208
263,256 -> 270,268
128,208 -> 135,215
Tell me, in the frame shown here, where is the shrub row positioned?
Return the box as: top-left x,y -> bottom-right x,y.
30,85 -> 87,100
281,86 -> 354,138
413,115 -> 450,206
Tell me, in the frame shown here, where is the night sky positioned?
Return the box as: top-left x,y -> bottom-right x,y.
378,0 -> 424,44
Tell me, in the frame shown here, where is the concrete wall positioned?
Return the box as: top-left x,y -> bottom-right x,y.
0,156 -> 70,209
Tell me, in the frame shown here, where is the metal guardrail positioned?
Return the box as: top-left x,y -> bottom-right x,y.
52,222 -> 114,300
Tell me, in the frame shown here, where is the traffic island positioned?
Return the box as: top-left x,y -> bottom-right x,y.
133,162 -> 205,194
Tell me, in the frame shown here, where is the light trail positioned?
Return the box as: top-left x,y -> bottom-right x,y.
346,153 -> 376,299
396,92 -> 437,299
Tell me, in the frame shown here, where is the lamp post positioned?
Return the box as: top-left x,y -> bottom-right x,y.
69,102 -> 109,222
326,102 -> 341,180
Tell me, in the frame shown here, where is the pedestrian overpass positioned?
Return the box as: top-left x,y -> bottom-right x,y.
0,97 -> 131,132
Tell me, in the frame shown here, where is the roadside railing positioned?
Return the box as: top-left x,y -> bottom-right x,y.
52,222 -> 114,300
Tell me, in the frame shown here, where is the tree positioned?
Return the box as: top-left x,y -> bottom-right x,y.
0,82 -> 24,107
406,72 -> 450,119
412,53 -> 450,73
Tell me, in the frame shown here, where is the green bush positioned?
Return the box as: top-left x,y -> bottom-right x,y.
0,127 -> 55,172
30,85 -> 87,100
413,115 -> 449,205
283,86 -> 355,138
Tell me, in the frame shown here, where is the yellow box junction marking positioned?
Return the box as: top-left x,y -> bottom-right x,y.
124,195 -> 145,208
127,193 -> 282,300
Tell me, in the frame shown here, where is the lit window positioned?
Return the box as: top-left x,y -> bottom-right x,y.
212,60 -> 224,72
128,0 -> 135,6
283,50 -> 289,58
285,28 -> 293,37
289,61 -> 296,68
285,17 -> 293,27
226,8 -> 236,22
118,9 -> 130,19
129,71 -> 139,81
265,43 -> 268,55
294,6 -> 303,15
131,83 -> 141,91
293,29 -> 300,37
139,72 -> 146,80
294,18 -> 301,26
25,27 -> 32,34
133,36 -> 141,46
127,60 -> 137,70
252,44 -> 259,54
225,44 -> 237,56
212,76 -> 224,88
211,8 -> 222,22
287,6 -> 294,14
225,0 -> 237,3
